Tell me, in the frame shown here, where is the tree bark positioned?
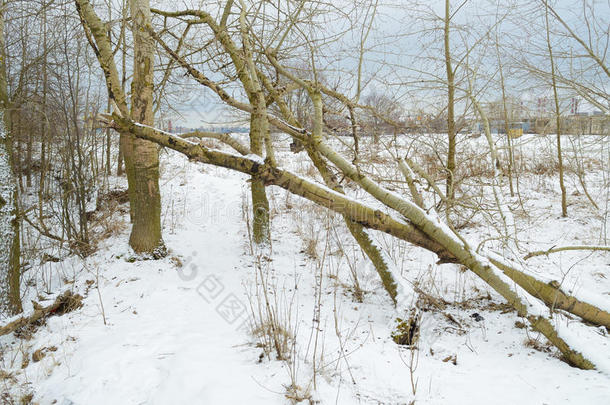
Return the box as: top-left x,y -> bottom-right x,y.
127,0 -> 165,256
249,113 -> 270,245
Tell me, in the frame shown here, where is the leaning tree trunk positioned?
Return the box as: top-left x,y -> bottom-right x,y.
128,0 -> 165,256
0,5 -> 22,315
106,113 -> 610,350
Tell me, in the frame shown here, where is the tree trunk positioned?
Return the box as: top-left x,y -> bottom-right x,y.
444,0 -> 456,201
116,140 -> 124,176
496,38 -> 515,197
238,2 -> 271,246
38,4 -> 48,227
0,6 -> 22,315
25,128 -> 31,188
127,0 -> 165,256
249,112 -> 270,245
545,3 -> 567,217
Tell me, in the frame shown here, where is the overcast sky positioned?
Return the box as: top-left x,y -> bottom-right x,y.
146,0 -> 608,127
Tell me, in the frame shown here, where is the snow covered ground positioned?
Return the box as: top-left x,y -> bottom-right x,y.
1,133 -> 609,404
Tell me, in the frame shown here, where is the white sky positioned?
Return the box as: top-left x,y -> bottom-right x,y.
145,0 -> 609,127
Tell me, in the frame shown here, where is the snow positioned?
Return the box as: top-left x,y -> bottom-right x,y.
7,169 -> 281,404
1,133 -> 609,404
243,153 -> 265,164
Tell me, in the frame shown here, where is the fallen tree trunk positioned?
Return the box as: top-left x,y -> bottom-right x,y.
0,290 -> 83,337
488,254 -> 610,329
103,114 -> 608,370
309,129 -> 598,369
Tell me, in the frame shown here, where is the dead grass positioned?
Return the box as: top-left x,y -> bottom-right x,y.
252,321 -> 293,357
90,189 -> 129,240
302,238 -> 318,260
284,383 -> 313,404
530,160 -> 559,176
524,337 -> 552,353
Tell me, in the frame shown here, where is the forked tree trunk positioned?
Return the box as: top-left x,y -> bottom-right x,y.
75,0 -> 165,256
150,3 -> 273,246
0,5 -> 22,315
